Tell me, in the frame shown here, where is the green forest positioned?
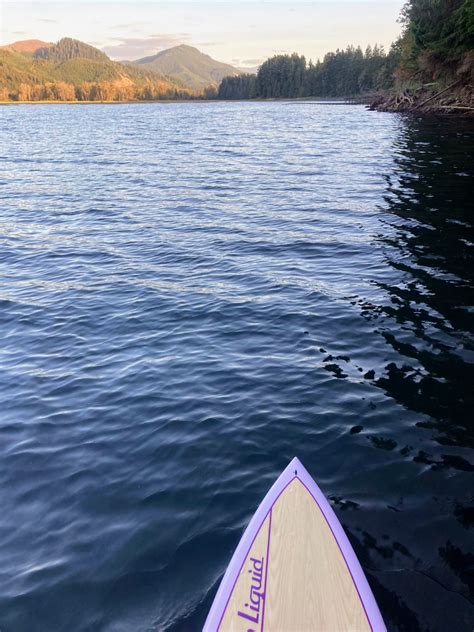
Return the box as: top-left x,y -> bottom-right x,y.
218,45 -> 399,99
396,0 -> 473,77
218,0 -> 473,100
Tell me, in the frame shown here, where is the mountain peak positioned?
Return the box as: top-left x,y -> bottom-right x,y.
34,37 -> 110,62
0,39 -> 53,54
130,44 -> 240,91
174,44 -> 198,51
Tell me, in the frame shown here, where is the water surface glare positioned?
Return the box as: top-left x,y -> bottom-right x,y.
1,102 -> 473,631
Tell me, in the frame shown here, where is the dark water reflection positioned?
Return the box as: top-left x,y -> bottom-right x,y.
378,119 -> 474,451
0,104 -> 473,631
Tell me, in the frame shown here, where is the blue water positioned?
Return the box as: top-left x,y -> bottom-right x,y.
0,102 -> 473,631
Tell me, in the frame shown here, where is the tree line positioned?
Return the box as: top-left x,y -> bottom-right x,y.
218,45 -> 401,99
0,80 -> 192,102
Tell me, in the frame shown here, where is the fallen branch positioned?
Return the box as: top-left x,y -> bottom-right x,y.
413,80 -> 463,110
437,105 -> 474,111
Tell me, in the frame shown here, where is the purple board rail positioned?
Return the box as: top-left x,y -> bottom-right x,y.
204,456 -> 386,631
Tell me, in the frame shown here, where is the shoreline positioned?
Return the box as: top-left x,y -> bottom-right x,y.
2,91 -> 472,116
0,96 -> 366,106
368,82 -> 474,117
0,99 -> 202,105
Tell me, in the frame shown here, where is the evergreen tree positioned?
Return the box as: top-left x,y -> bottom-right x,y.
397,0 -> 473,78
217,46 -> 400,99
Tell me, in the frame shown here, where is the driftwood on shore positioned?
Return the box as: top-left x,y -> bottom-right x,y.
369,79 -> 473,116
412,79 -> 463,110
437,105 -> 474,111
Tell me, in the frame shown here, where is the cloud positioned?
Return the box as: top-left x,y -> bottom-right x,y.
38,19 -> 57,23
109,23 -> 147,34
196,41 -> 222,47
111,23 -> 145,30
102,34 -> 191,60
241,58 -> 264,66
231,57 -> 263,72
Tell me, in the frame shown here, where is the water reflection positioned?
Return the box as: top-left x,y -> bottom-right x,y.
439,541 -> 474,596
376,117 -> 474,450
347,115 -> 474,631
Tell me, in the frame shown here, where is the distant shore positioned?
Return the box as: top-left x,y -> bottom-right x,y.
3,92 -> 472,115
0,96 -> 364,106
0,99 -> 196,105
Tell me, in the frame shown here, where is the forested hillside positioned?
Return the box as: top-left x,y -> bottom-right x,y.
0,38 -> 193,101
396,0 -> 473,79
129,45 -> 241,91
372,0 -> 473,111
35,38 -> 110,63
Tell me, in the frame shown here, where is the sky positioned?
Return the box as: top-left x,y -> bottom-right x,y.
1,1 -> 405,68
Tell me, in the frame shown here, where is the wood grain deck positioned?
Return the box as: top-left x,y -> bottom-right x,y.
218,478 -> 371,631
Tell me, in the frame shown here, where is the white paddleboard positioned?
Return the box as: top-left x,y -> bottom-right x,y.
204,457 -> 386,631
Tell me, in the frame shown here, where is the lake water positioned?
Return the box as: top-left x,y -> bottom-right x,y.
1,102 -> 473,631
